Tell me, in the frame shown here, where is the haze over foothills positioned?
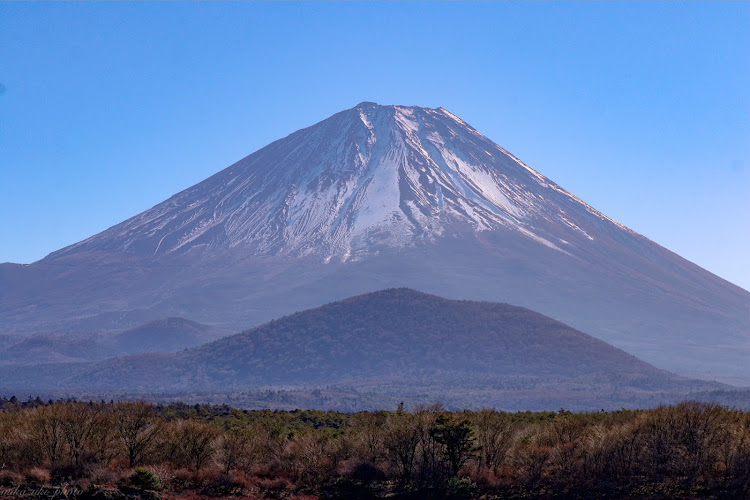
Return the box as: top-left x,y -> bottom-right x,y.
1,2 -> 748,291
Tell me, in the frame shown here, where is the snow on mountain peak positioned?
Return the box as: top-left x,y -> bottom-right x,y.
51,103 -> 634,262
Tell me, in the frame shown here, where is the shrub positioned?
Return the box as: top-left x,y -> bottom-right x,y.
50,462 -> 88,483
129,467 -> 161,491
349,461 -> 386,482
0,470 -> 23,487
23,467 -> 51,486
445,477 -> 477,499
84,464 -> 119,486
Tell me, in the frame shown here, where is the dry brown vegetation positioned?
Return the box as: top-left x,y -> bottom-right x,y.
1,398 -> 750,499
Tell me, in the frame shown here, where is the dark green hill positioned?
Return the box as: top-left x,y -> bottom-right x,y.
76,289 -> 700,396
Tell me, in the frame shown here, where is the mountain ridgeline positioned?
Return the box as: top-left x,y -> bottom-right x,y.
0,102 -> 748,384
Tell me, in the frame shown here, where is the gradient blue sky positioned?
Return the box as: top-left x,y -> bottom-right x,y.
1,2 -> 748,290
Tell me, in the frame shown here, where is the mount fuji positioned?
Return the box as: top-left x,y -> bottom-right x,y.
48,102 -> 626,261
1,102 -> 748,384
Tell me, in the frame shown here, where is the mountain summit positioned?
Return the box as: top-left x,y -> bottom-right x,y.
51,103 -> 627,262
1,103 -> 748,384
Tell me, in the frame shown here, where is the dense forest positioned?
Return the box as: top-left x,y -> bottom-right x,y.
1,398 -> 750,498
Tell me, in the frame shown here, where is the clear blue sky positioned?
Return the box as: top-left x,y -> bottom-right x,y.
1,2 -> 748,290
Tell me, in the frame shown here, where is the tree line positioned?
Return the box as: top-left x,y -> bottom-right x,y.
1,398 -> 750,498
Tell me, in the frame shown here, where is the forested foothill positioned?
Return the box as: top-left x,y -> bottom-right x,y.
1,398 -> 750,499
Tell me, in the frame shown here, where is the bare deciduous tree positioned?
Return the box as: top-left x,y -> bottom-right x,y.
214,430 -> 250,475
29,405 -> 65,467
473,409 -> 514,474
113,402 -> 160,468
384,410 -> 420,481
60,402 -> 101,466
174,420 -> 217,471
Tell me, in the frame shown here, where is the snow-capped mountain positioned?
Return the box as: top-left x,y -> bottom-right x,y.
2,103 -> 749,384
51,103 -> 628,262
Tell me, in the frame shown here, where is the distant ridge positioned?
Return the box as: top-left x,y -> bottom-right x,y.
112,317 -> 213,354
